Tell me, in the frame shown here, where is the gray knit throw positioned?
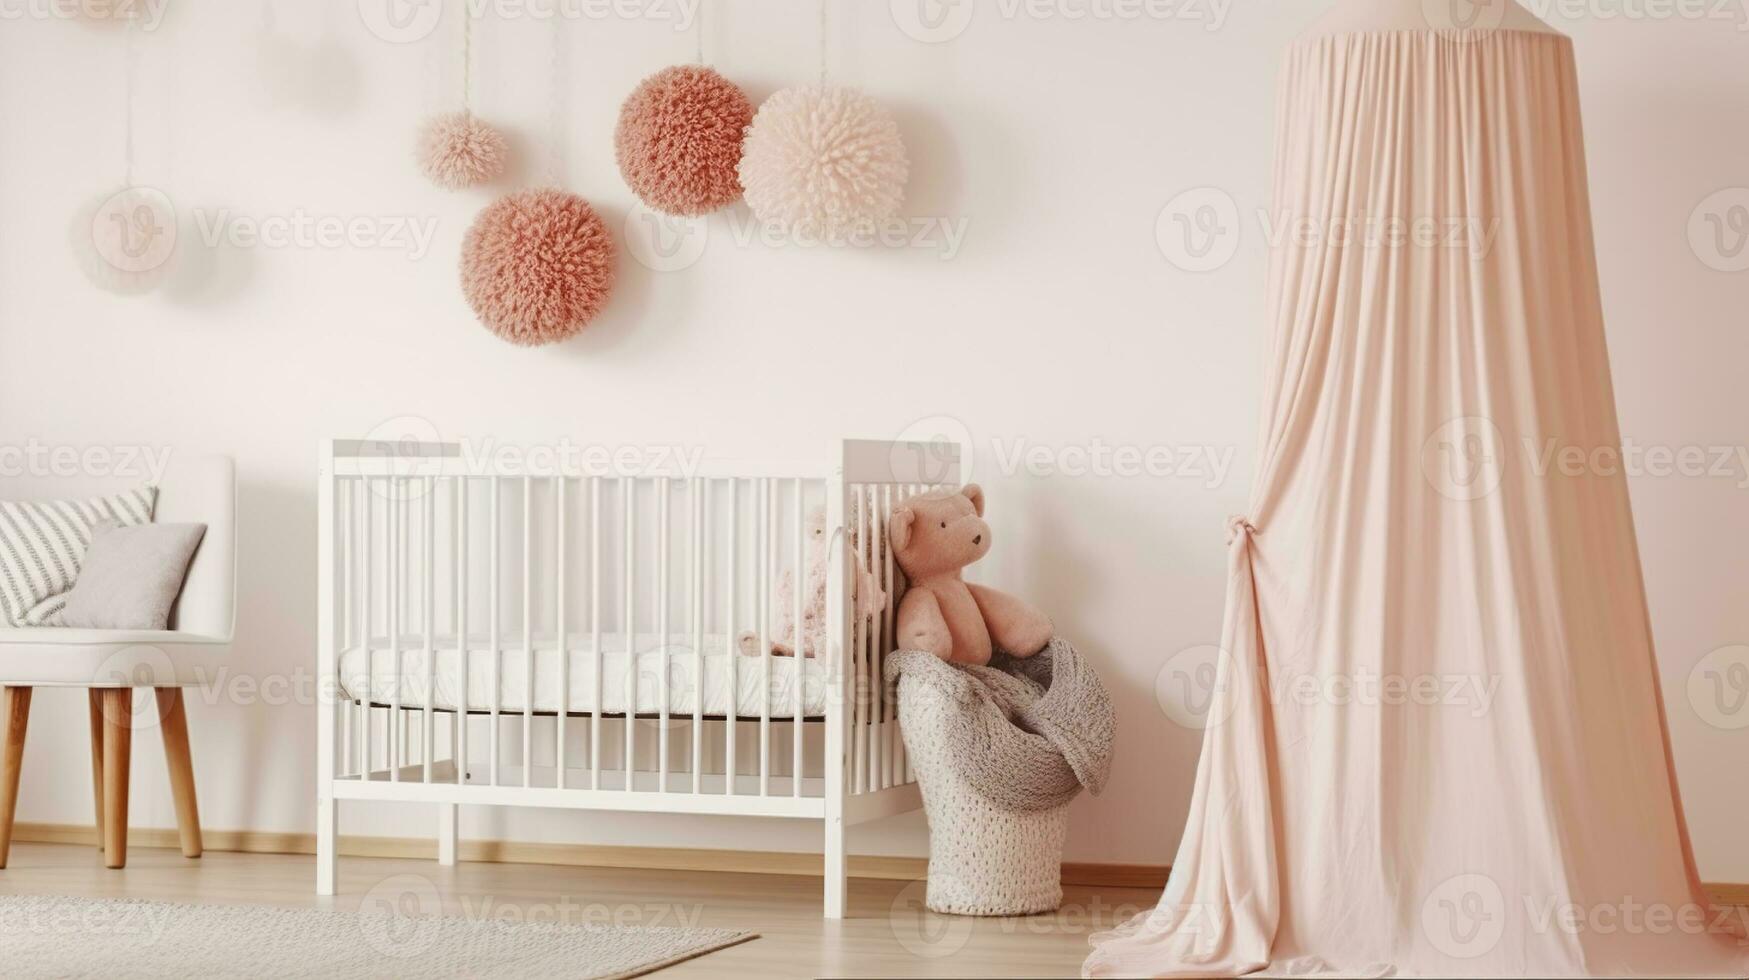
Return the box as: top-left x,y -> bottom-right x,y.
886,637 -> 1114,812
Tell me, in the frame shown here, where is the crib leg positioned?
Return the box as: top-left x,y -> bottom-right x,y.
315,797 -> 338,896
437,803 -> 458,867
823,810 -> 847,919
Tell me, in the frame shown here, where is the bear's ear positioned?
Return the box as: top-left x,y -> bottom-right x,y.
889,505 -> 916,553
961,483 -> 985,517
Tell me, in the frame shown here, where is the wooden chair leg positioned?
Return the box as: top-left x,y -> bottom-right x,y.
88,690 -> 105,848
100,689 -> 132,869
0,686 -> 32,870
153,689 -> 202,858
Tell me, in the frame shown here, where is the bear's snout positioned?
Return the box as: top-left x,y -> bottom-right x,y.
973,534 -> 982,545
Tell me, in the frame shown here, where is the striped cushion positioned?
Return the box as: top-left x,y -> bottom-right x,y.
0,486 -> 157,627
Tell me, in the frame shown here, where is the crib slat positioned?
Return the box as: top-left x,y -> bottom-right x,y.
881,483 -> 895,787
523,476 -> 534,789
590,477 -> 603,790
556,477 -> 568,789
867,486 -> 881,791
623,479 -> 637,781
359,479 -> 372,782
792,477 -> 804,797
455,477 -> 468,786
724,479 -> 737,795
758,478 -> 771,798
338,484 -> 352,778
690,478 -> 704,794
423,477 -> 436,784
390,483 -> 403,781
489,477 -> 501,787
888,486 -> 902,784
853,483 -> 867,798
657,477 -> 670,793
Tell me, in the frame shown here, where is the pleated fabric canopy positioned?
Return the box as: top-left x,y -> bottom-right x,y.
1087,17 -> 1749,979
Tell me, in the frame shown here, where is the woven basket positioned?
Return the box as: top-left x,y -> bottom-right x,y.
897,671 -> 1069,916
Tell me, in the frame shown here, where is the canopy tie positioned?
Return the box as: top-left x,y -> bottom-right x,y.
1226,515 -> 1258,544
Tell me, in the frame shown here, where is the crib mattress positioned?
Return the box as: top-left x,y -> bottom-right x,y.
336,633 -> 826,719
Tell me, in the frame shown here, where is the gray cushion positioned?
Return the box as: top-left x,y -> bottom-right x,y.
53,520 -> 206,630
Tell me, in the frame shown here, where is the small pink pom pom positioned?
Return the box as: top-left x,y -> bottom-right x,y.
417,111 -> 508,190
614,65 -> 753,216
460,189 -> 616,347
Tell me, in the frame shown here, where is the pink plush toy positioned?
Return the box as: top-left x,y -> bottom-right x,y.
890,484 -> 1052,666
738,506 -> 885,658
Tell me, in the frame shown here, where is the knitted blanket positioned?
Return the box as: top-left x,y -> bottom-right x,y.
885,637 -> 1113,812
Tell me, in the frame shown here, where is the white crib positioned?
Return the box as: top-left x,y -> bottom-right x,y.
315,438 -> 956,916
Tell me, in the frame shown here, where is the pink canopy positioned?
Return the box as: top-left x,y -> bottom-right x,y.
1088,26 -> 1749,978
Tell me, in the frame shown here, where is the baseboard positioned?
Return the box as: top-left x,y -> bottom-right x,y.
10,822 -> 1744,905
11,820 -> 1157,887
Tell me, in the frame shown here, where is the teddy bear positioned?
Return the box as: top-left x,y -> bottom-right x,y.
738,504 -> 885,658
890,484 -> 1052,666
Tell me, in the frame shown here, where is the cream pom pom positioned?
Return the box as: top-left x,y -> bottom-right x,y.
737,85 -> 909,242
417,111 -> 508,190
69,186 -> 178,296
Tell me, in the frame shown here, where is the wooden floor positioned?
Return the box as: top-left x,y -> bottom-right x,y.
0,841 -> 1155,978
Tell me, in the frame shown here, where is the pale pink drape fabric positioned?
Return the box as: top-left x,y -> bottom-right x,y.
1088,30 -> 1748,977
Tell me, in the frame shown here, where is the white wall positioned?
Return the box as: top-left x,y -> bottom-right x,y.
1,0 -> 1745,878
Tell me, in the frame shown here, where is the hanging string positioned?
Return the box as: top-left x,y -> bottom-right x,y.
123,8 -> 137,187
460,0 -> 473,115
817,0 -> 828,87
694,0 -> 705,65
546,11 -> 563,186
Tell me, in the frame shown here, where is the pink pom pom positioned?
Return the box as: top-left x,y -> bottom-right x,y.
614,65 -> 753,216
417,111 -> 508,190
460,189 -> 616,347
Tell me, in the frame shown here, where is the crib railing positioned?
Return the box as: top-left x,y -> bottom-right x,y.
316,439 -> 956,820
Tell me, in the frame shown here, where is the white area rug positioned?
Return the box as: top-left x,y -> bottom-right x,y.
0,894 -> 754,979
